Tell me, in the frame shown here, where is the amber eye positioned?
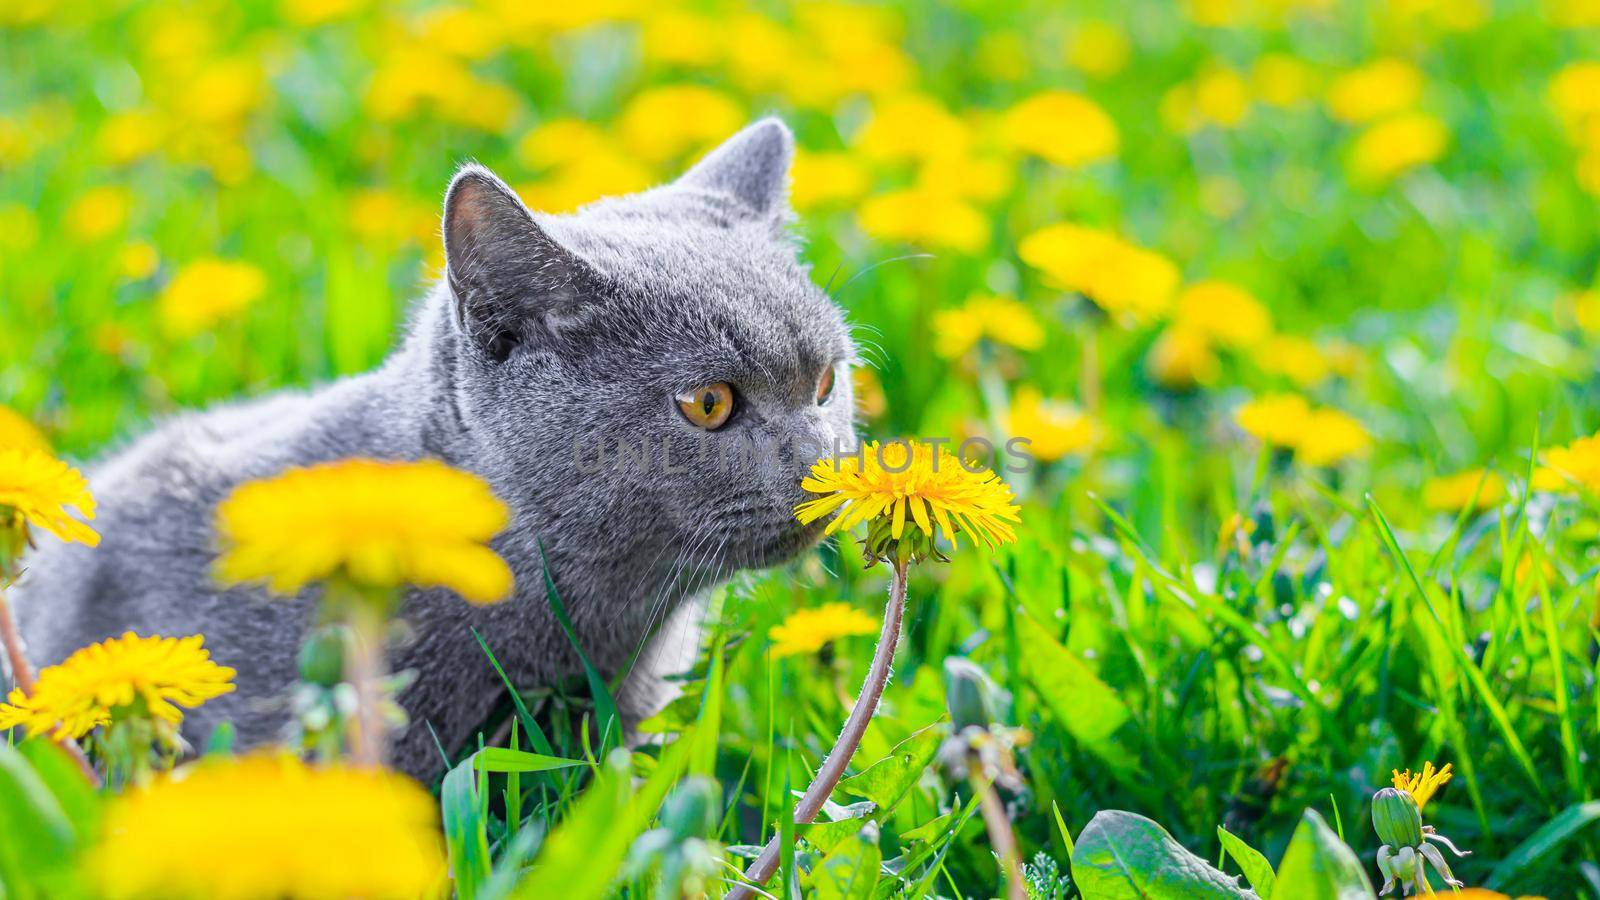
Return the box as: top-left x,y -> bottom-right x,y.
676,383 -> 735,430
816,366 -> 836,405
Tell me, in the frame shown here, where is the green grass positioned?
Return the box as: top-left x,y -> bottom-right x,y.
4,0 -> 1600,896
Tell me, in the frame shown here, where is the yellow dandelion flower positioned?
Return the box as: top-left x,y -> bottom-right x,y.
517,152 -> 654,214
1424,469 -> 1507,512
1065,21 -> 1131,79
769,602 -> 878,658
0,406 -> 49,454
1193,67 -> 1252,129
616,85 -> 744,164
999,90 -> 1119,168
1532,432 -> 1600,495
1326,58 -> 1424,124
795,440 -> 1021,553
1297,407 -> 1373,467
791,150 -> 871,212
916,153 -> 1013,203
854,94 -> 971,163
933,295 -> 1045,358
0,447 -> 98,547
1252,53 -> 1314,108
1348,112 -> 1450,184
65,185 -> 132,242
1235,393 -> 1313,449
117,241 -> 160,281
852,367 -> 888,420
857,188 -> 988,253
95,753 -> 444,900
1392,761 -> 1453,810
1147,326 -> 1221,389
639,9 -> 723,68
158,259 -> 266,338
1548,62 -> 1600,137
0,632 -> 234,740
215,459 -> 514,603
1018,223 -> 1180,323
1173,280 -> 1273,349
1006,387 -> 1097,461
97,108 -> 165,166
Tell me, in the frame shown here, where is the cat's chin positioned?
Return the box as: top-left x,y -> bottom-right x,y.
737,519 -> 829,569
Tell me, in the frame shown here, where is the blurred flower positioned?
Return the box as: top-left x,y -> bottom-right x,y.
158,259 -> 266,338
117,242 -> 160,281
365,44 -> 517,132
1166,67 -> 1252,133
639,9 -> 722,68
0,447 -> 98,547
1568,289 -> 1600,334
916,153 -> 1013,203
348,189 -> 436,248
933,294 -> 1045,358
214,458 -> 514,603
96,109 -> 165,165
857,188 -> 988,253
999,90 -> 1118,168
1018,223 -> 1180,323
1392,761 -> 1453,810
65,186 -> 132,242
0,407 -> 49,454
791,150 -> 871,212
1252,53 -> 1315,107
279,0 -> 369,27
1298,407 -> 1373,466
796,440 -> 1021,562
0,632 -> 234,741
1006,387 -> 1096,461
1532,431 -> 1600,495
519,153 -> 655,214
1256,334 -> 1333,388
94,753 -> 444,900
1548,61 -> 1600,137
855,94 -> 971,163
1148,327 -> 1221,389
1066,21 -> 1130,78
1552,0 -> 1600,26
1326,58 -> 1424,123
1348,113 -> 1450,184
1423,469 -> 1507,512
617,85 -> 744,163
768,602 -> 878,657
517,118 -> 610,169
1173,280 -> 1272,348
184,57 -> 265,127
418,5 -> 505,60
0,204 -> 40,254
852,367 -> 888,419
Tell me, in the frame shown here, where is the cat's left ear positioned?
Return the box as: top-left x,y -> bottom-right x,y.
674,117 -> 794,223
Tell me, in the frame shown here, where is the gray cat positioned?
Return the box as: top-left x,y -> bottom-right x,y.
10,118 -> 857,780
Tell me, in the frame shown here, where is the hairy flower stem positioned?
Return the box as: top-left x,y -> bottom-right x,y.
730,558 -> 909,899
0,584 -> 100,785
977,778 -> 1026,900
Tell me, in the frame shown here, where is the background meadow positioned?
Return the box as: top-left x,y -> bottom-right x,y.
4,0 -> 1600,896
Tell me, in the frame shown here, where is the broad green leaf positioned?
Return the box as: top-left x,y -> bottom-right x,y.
0,741 -> 78,896
801,816 -> 870,855
1217,825 -> 1276,899
1070,810 -> 1255,899
812,821 -> 882,900
1487,801 -> 1600,889
473,746 -> 585,774
837,721 -> 942,812
1016,611 -> 1131,746
441,750 -> 493,900
1274,810 -> 1375,900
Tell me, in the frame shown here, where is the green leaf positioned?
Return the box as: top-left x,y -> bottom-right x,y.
537,541 -> 621,755
837,721 -> 942,812
1273,810 -> 1375,900
441,750 -> 494,900
473,747 -> 585,774
812,821 -> 882,900
1053,801 -> 1075,857
0,741 -> 79,896
1016,610 -> 1131,747
1487,801 -> 1600,889
801,816 -> 870,855
1069,810 -> 1255,899
1217,825 -> 1276,899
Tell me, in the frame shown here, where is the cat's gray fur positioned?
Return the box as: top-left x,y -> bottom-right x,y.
9,118 -> 856,780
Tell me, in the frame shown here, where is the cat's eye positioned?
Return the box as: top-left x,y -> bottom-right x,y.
676,383 -> 735,430
815,366 -> 836,405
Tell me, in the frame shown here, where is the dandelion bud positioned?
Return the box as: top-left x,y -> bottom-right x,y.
1372,787 -> 1423,848
299,626 -> 348,687
944,657 -> 998,731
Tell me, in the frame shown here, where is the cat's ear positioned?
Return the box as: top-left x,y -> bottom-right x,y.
443,164 -> 594,360
674,117 -> 794,222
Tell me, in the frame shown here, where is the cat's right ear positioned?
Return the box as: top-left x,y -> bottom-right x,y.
443,164 -> 593,361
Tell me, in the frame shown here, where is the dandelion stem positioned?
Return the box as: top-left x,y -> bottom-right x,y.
729,557 -> 909,898
0,585 -> 100,785
977,777 -> 1027,900
346,605 -> 388,767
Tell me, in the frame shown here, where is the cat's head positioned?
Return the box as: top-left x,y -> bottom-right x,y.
439,118 -> 856,577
